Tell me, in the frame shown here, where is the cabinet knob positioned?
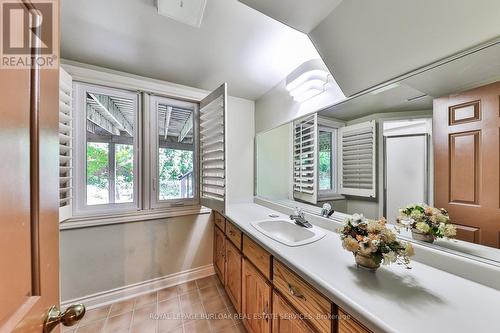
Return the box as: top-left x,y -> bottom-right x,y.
288,283 -> 306,300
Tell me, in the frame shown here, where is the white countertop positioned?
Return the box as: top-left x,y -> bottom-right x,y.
226,203 -> 500,333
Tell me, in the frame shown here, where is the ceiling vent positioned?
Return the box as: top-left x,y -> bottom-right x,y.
157,0 -> 207,27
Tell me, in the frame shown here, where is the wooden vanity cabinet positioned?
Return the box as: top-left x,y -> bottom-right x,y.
214,225 -> 225,282
225,239 -> 242,312
338,309 -> 371,333
273,291 -> 315,333
242,258 -> 272,333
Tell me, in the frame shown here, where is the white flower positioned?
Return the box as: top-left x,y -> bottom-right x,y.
382,252 -> 396,265
399,217 -> 414,227
350,213 -> 366,226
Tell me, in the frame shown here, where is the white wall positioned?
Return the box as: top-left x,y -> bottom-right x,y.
60,214 -> 213,301
255,123 -> 292,199
226,97 -> 255,205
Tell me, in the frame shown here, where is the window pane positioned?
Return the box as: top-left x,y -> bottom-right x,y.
157,101 -> 195,201
115,144 -> 134,203
87,142 -> 109,205
158,149 -> 194,200
319,131 -> 332,190
85,91 -> 136,206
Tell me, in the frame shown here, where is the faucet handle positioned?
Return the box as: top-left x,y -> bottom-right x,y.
294,207 -> 304,218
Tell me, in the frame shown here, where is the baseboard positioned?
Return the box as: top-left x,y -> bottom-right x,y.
61,264 -> 215,310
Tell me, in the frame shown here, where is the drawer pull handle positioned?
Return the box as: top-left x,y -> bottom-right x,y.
229,230 -> 235,236
288,283 -> 306,300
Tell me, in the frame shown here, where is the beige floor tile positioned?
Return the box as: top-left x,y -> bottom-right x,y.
131,318 -> 157,333
181,301 -> 205,322
134,291 -> 157,308
208,309 -> 235,333
235,322 -> 247,333
160,326 -> 183,333
196,275 -> 218,289
158,298 -> 181,315
199,286 -> 220,302
158,286 -> 178,301
76,319 -> 105,333
78,306 -> 110,325
176,280 -> 197,294
109,299 -> 135,317
133,303 -> 156,324
179,290 -> 200,304
203,295 -> 226,314
184,319 -> 211,333
158,316 -> 183,333
103,312 -> 132,332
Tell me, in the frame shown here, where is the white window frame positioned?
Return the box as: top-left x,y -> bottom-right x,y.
149,95 -> 200,209
318,126 -> 338,196
73,82 -> 141,216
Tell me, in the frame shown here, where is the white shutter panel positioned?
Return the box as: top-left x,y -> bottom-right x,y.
339,120 -> 376,197
293,114 -> 318,204
59,68 -> 73,221
200,83 -> 226,213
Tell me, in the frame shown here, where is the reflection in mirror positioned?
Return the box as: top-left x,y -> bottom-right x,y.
255,40 -> 500,264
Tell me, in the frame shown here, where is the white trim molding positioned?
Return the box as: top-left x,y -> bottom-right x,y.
61,264 -> 215,310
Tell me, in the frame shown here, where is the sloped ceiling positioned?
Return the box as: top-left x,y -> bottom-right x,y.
240,0 -> 500,97
61,0 -> 320,100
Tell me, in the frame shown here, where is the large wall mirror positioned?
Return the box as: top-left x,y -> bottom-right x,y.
256,39 -> 500,265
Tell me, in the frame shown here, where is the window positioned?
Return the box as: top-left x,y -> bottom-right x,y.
74,83 -> 139,214
318,127 -> 337,194
150,96 -> 199,208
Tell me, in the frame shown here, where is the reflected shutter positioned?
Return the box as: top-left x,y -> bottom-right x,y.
339,120 -> 376,197
293,114 -> 318,204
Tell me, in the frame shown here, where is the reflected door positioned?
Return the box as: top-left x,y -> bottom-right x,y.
434,81 -> 500,248
384,134 -> 428,223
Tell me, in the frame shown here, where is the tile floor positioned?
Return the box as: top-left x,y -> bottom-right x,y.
62,274 -> 246,333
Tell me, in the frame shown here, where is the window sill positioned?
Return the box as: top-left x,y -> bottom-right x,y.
318,193 -> 346,201
60,206 -> 212,230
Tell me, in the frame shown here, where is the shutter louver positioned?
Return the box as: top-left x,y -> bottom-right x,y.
200,83 -> 226,213
59,68 -> 73,221
339,120 -> 376,197
293,114 -> 318,204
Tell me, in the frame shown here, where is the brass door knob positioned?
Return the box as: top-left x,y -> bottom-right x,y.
43,304 -> 86,333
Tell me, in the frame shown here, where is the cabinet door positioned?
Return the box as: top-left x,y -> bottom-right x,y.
338,309 -> 371,333
214,226 -> 225,283
242,258 -> 272,333
225,240 -> 242,311
273,291 -> 315,333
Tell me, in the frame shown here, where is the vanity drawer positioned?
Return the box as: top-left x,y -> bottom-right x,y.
225,221 -> 242,249
273,260 -> 331,333
338,309 -> 371,333
242,234 -> 272,280
214,212 -> 225,231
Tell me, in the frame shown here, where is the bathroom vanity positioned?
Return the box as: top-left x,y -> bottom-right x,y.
212,204 -> 500,333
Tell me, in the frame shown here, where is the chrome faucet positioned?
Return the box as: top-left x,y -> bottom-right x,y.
290,207 -> 312,228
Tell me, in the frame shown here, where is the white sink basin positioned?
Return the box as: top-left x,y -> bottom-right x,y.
251,219 -> 326,247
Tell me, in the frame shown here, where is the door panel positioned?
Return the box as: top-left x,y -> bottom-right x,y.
0,1 -> 64,331
434,81 -> 500,248
214,226 -> 225,283
224,240 -> 242,312
272,291 -> 314,333
242,259 -> 271,333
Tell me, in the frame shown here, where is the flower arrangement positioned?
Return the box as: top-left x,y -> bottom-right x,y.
397,204 -> 456,243
339,214 -> 414,270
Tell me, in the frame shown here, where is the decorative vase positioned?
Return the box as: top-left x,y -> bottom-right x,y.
354,253 -> 380,271
411,229 -> 435,243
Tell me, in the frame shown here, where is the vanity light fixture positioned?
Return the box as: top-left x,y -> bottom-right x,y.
286,59 -> 331,103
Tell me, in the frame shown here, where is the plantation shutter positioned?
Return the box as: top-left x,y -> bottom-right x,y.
339,120 -> 376,197
59,67 -> 73,221
199,83 -> 226,213
293,114 -> 318,204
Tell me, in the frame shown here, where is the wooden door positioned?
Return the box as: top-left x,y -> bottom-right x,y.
214,226 -> 226,283
224,240 -> 242,312
434,81 -> 500,248
242,259 -> 271,333
272,291 -> 314,333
